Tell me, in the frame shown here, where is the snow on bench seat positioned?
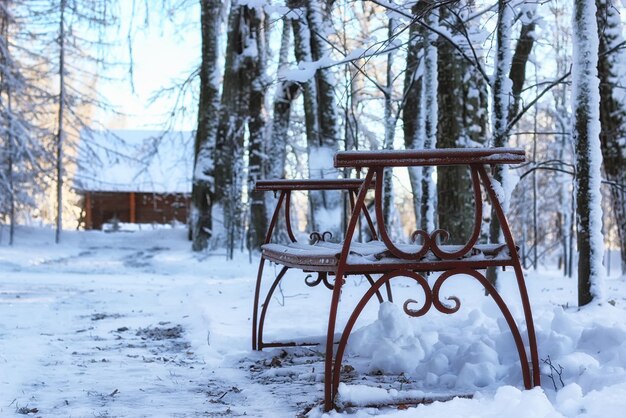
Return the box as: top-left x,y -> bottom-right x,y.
261,241 -> 513,273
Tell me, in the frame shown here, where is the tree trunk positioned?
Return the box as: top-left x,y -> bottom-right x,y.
596,0 -> 626,275
263,20 -> 301,244
573,0 -> 604,306
508,16 -> 536,122
487,0 -> 513,286
487,2 -> 536,281
55,0 -> 67,244
191,0 -> 222,251
421,10 -> 437,232
382,17 -> 396,229
436,5 -> 477,244
0,4 -> 14,245
402,16 -> 423,226
7,88 -> 14,245
247,9 -> 269,250
306,0 -> 341,234
288,2 -> 323,230
214,3 -> 262,258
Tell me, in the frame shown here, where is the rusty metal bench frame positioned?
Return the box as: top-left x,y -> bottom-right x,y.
252,148 -> 540,411
252,178 -> 390,351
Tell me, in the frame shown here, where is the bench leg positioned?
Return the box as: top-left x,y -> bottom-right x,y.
257,265 -> 289,350
324,271 -> 343,412
512,262 -> 541,387
252,257 -> 266,350
363,274 -> 393,303
253,259 -> 289,351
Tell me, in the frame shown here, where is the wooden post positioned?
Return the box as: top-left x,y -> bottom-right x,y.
129,192 -> 136,223
85,192 -> 92,229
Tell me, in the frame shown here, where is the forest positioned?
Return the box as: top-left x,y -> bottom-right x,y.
0,0 -> 624,307
3,1 -> 626,416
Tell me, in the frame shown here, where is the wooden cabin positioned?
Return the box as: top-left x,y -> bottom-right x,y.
74,130 -> 193,230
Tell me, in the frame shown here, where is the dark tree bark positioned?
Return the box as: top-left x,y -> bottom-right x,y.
508,16 -> 536,121
214,3 -> 266,257
191,0 -> 222,251
246,10 -> 269,250
289,2 -> 319,149
436,5 -> 477,244
55,0 -> 66,244
596,0 -> 626,274
573,0 -> 604,306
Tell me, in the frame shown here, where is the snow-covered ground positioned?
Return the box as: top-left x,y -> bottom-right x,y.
1,227 -> 625,417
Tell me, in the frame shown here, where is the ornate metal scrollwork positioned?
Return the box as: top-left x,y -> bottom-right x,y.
410,229 -> 430,245
375,166 -> 484,261
310,231 -> 333,244
304,272 -> 335,290
432,270 -> 462,314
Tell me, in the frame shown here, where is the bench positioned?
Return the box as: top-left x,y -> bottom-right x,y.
252,148 -> 540,411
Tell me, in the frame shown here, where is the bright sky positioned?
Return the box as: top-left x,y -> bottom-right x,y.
95,4 -> 201,132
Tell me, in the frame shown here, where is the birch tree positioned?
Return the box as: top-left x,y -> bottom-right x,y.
572,0 -> 604,305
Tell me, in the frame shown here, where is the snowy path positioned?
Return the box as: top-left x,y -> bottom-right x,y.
0,230 -> 296,417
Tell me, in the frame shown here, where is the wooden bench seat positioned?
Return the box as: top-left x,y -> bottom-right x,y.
262,241 -> 512,273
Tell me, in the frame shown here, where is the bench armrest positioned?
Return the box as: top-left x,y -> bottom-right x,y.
254,178 -> 374,192
334,147 -> 525,168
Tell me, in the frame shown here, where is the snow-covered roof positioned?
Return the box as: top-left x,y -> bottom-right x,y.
74,130 -> 194,194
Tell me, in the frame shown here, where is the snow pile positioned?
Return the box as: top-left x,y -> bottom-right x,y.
538,306 -> 626,393
348,302 -> 513,390
330,386 -> 561,418
326,298 -> 626,417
